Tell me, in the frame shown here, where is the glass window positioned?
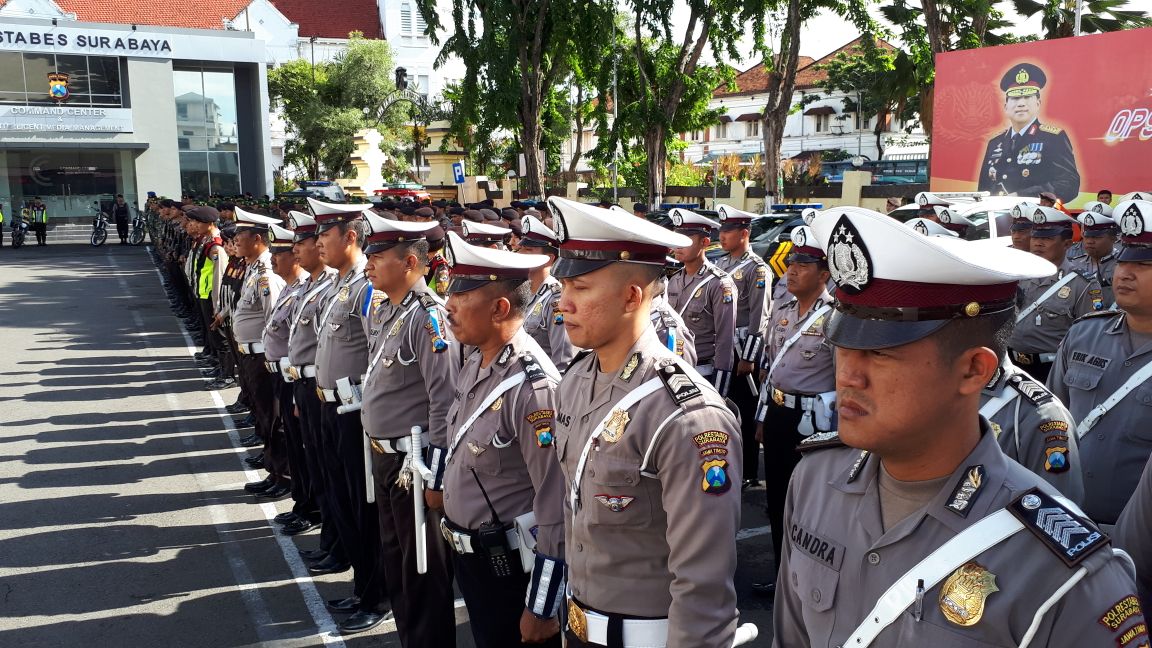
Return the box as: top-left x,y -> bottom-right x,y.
55,55 -> 90,95
22,53 -> 55,101
209,152 -> 241,195
87,56 -> 121,96
179,152 -> 211,197
175,67 -> 242,195
0,52 -> 24,93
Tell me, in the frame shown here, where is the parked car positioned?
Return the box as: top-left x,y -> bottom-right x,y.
887,194 -> 1038,240
374,183 -> 432,202
277,180 -> 347,203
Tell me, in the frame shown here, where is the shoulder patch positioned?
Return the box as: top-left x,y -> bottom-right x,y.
1008,488 -> 1108,567
657,361 -> 703,407
1007,373 -> 1053,407
796,430 -> 844,452
1039,124 -> 1063,135
417,292 -> 442,310
519,353 -> 550,385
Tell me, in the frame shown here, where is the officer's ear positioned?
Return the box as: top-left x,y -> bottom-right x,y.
956,347 -> 999,397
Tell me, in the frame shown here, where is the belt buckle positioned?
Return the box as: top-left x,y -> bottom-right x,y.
567,598 -> 588,643
369,438 -> 386,455
439,517 -> 454,545
1015,352 -> 1032,365
315,387 -> 325,401
288,366 -> 300,380
772,388 -> 785,406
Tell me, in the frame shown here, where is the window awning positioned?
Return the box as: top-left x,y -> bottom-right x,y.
735,113 -> 762,122
717,115 -> 733,123
804,106 -> 836,116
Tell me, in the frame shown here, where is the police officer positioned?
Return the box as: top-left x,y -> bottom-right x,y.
1048,199 -> 1152,527
263,224 -> 316,533
913,191 -> 949,222
283,212 -> 342,549
113,194 -> 131,244
1118,453 -> 1152,605
978,63 -> 1080,202
462,220 -> 512,249
752,225 -> 835,596
29,196 -> 48,246
231,208 -> 289,498
308,198 -> 392,634
517,214 -> 578,371
359,212 -> 456,646
715,204 -> 770,488
1008,201 -> 1038,251
651,265 -> 698,367
1072,207 -> 1120,306
773,206 -> 1146,647
666,208 -> 737,395
546,197 -> 745,648
440,232 -> 566,647
1007,206 -> 1103,383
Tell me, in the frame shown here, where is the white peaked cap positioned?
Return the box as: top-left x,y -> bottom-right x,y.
669,208 -> 720,232
905,217 -> 960,238
443,230 -> 548,292
546,196 -> 690,278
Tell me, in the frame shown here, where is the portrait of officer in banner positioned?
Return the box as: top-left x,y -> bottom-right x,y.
978,63 -> 1081,203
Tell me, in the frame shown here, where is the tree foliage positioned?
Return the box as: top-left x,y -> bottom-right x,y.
268,34 -> 405,180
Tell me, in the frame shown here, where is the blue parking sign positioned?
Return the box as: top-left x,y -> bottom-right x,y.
452,162 -> 465,184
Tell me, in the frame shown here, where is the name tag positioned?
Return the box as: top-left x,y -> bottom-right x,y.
1070,351 -> 1110,370
790,522 -> 845,571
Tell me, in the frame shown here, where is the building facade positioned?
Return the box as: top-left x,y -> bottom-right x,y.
0,17 -> 271,217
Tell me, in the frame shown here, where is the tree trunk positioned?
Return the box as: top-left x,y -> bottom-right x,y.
566,85 -> 586,181
646,128 -> 668,206
760,0 -> 803,201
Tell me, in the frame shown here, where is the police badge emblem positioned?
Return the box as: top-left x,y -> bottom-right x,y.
602,409 -> 629,443
826,215 -> 872,295
1082,214 -> 1095,227
793,228 -> 807,247
1121,203 -> 1145,237
1032,209 -> 1047,224
914,221 -> 930,236
1057,286 -> 1072,299
47,72 -> 70,101
939,562 -> 999,626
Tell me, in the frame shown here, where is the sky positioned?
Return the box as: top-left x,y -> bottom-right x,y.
672,0 -> 1144,71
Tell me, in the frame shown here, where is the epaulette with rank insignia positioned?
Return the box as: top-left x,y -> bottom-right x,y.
1008,488 -> 1108,567
707,264 -> 728,278
1006,373 -> 1053,407
417,292 -> 444,310
796,430 -> 845,452
1072,309 -> 1123,325
519,352 -> 554,385
1039,124 -> 1063,135
657,361 -> 703,408
563,349 -> 594,376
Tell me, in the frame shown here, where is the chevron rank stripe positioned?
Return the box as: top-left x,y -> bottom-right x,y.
658,362 -> 702,406
1008,487 -> 1108,567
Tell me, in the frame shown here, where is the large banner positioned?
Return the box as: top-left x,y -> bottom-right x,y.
931,28 -> 1152,208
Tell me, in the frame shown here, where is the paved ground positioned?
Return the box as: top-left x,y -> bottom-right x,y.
0,242 -> 777,647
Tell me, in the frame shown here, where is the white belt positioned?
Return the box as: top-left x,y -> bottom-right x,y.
581,606 -> 668,648
769,386 -> 817,411
283,363 -> 318,382
317,387 -> 339,403
367,435 -> 429,455
694,363 -> 714,376
238,342 -> 265,355
439,519 -> 520,555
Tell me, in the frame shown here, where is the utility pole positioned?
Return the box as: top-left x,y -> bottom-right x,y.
1073,0 -> 1084,35
611,17 -> 619,204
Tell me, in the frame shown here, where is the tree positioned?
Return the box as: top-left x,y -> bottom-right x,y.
1009,0 -> 1151,39
618,0 -> 772,204
818,41 -> 921,159
418,0 -> 613,198
268,34 -> 405,179
757,0 -> 875,198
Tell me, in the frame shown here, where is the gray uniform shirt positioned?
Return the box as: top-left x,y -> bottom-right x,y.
262,270 -> 308,362
773,426 -> 1146,648
523,276 -> 577,371
715,249 -> 770,362
666,261 -> 736,372
442,330 -> 564,562
1070,251 -> 1118,306
980,360 -> 1083,504
556,329 -> 742,648
650,296 -> 697,367
360,283 -> 456,451
764,292 -> 835,395
287,269 -> 338,367
314,257 -> 372,390
1117,452 -> 1152,604
232,251 -> 285,344
1048,311 -> 1152,523
1009,260 -> 1102,354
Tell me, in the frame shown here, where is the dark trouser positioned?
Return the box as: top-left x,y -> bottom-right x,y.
763,401 -> 806,576
220,325 -> 239,381
320,403 -> 389,613
729,363 -> 761,482
278,379 -> 317,519
32,222 -> 46,245
237,353 -> 288,478
454,549 -> 560,648
116,217 -> 129,242
295,378 -> 340,554
196,299 -> 222,357
371,450 -> 455,647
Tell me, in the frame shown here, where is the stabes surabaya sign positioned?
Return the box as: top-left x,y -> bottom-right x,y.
0,25 -> 264,63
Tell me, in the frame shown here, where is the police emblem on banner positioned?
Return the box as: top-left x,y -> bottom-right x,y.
47,72 -> 70,102
826,214 -> 872,294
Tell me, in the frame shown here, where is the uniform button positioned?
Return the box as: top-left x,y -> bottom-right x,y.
792,573 -> 798,586
867,552 -> 880,565
811,589 -> 821,603
625,476 -> 634,484
588,469 -> 595,478
1098,433 -> 1105,440
1125,361 -> 1132,367
1086,471 -> 1094,478
576,544 -> 584,552
467,392 -> 475,399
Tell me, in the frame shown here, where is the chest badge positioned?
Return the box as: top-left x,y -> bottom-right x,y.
467,441 -> 486,456
733,269 -> 744,281
337,285 -> 351,302
490,396 -> 504,413
602,409 -> 630,443
939,562 -> 999,627
594,494 -> 635,512
1057,285 -> 1072,299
